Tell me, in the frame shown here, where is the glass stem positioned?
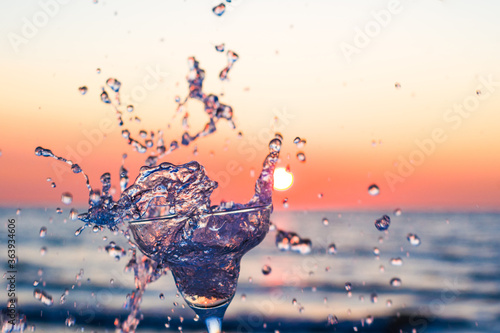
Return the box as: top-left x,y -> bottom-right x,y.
205,316 -> 222,333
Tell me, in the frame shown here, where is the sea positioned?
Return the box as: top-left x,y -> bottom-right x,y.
1,207 -> 499,333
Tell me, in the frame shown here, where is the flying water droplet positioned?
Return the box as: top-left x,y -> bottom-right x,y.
105,242 -> 126,260
212,3 -> 226,16
65,315 -> 75,327
374,215 -> 390,231
33,289 -> 53,306
327,244 -> 337,255
56,208 -> 63,214
370,293 -> 378,303
106,78 -> 121,92
39,227 -> 47,238
127,105 -> 134,112
293,137 -> 306,148
74,226 -> 85,236
215,43 -> 225,52
100,90 -> 111,104
78,86 -> 88,95
407,233 -> 421,246
282,198 -> 289,208
394,208 -> 402,216
390,257 -> 403,266
390,278 -> 402,287
61,192 -> 73,205
296,152 -> 306,162
322,217 -> 329,226
373,247 -> 380,256
261,265 -> 272,275
368,184 -> 380,196
69,208 -> 78,220
327,314 -> 338,325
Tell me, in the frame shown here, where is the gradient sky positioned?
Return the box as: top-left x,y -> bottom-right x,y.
1,0 -> 500,211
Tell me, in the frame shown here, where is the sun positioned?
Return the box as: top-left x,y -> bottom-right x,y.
273,167 -> 294,191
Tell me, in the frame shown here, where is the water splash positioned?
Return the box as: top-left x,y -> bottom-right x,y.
37,137 -> 282,332
219,50 -> 239,81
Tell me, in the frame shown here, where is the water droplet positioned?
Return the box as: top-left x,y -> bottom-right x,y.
51,182 -> 56,188
322,218 -> 329,226
368,184 -> 380,196
40,247 -> 47,256
370,293 -> 378,303
366,315 -> 374,325
69,208 -> 78,220
39,227 -> 47,238
74,226 -> 85,236
105,242 -> 126,260
159,293 -> 165,300
390,257 -> 403,266
394,208 -> 402,216
78,86 -> 88,95
100,90 -> 111,104
296,152 -> 306,162
327,314 -> 338,325
395,82 -> 401,89
390,278 -> 402,287
293,137 -> 306,148
56,207 -> 63,214
127,105 -> 134,112
262,265 -> 272,275
374,215 -> 390,231
61,192 -> 73,205
373,247 -> 380,256
106,78 -> 121,92
96,68 -> 101,74
344,282 -> 352,291
33,289 -> 53,306
407,233 -> 421,246
327,244 -> 337,255
65,315 -> 75,327
212,3 -> 226,16
215,43 -> 225,52
386,299 -> 393,307
71,164 -> 82,174
282,198 -> 289,209
269,138 -> 281,153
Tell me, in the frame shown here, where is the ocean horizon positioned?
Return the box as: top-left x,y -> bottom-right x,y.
1,207 -> 499,332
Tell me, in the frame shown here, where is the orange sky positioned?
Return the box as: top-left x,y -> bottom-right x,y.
1,0 -> 500,212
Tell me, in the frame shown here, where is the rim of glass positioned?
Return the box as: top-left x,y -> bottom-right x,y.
129,203 -> 273,225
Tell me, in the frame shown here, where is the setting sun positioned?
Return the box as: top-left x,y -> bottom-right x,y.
273,167 -> 294,191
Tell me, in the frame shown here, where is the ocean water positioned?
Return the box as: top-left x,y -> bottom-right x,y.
1,207 -> 499,333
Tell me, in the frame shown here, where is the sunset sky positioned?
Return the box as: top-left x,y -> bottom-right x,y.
1,0 -> 500,211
